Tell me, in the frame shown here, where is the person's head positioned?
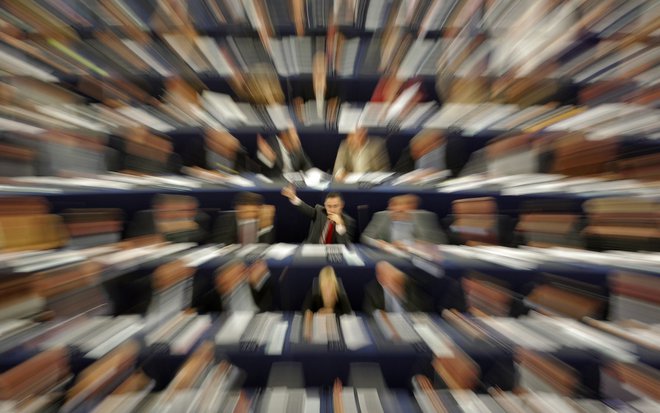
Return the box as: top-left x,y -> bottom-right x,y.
125,127 -> 173,153
319,266 -> 340,308
278,128 -> 301,152
375,261 -> 406,297
152,194 -> 198,219
387,195 -> 415,221
205,129 -> 240,159
410,130 -> 444,160
234,192 -> 264,221
401,194 -> 420,211
324,192 -> 344,216
347,127 -> 368,149
214,260 -> 247,295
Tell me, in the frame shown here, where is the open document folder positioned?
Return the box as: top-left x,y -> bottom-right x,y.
283,168 -> 331,190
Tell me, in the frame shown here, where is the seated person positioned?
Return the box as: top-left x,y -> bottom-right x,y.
196,259 -> 272,313
363,261 -> 431,313
361,194 -> 447,247
211,192 -> 275,245
108,126 -> 181,175
333,127 -> 390,181
394,129 -> 447,174
302,266 -> 353,315
196,129 -> 258,174
256,127 -> 313,177
126,194 -> 208,243
281,185 -> 355,244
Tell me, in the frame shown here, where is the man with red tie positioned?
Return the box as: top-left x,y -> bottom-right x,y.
281,185 -> 355,245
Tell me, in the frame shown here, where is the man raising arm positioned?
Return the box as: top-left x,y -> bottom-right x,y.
281,185 -> 356,245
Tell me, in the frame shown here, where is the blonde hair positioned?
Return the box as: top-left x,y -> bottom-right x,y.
319,266 -> 339,295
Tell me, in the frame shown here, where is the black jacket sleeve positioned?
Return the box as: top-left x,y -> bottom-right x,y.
393,146 -> 415,174
362,281 -> 385,314
336,214 -> 356,244
211,213 -> 237,245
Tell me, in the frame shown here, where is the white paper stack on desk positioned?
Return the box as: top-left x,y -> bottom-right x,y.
413,384 -> 625,413
215,312 -> 285,353
39,315 -> 145,359
373,311 -> 423,347
146,312 -> 212,356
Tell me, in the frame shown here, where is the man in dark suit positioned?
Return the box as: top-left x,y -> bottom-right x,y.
195,259 -> 273,313
281,185 -> 355,244
211,192 -> 275,245
361,194 -> 447,247
363,261 -> 431,313
256,128 -> 313,178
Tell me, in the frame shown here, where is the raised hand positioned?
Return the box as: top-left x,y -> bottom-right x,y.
281,184 -> 297,200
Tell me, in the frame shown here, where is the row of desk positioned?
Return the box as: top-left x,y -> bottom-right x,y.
34,179 -> 586,243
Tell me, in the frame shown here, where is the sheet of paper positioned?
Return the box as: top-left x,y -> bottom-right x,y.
413,323 -> 454,357
215,312 -> 255,345
265,321 -> 289,355
264,244 -> 298,260
340,315 -> 371,350
300,245 -> 328,257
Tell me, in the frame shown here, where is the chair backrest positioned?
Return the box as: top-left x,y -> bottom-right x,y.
357,204 -> 370,235
551,133 -> 617,176
348,363 -> 387,389
609,271 -> 660,323
582,197 -> 660,252
62,208 -> 124,249
450,197 -> 499,245
515,213 -> 583,249
267,362 -> 305,388
0,215 -> 68,252
526,283 -> 606,320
